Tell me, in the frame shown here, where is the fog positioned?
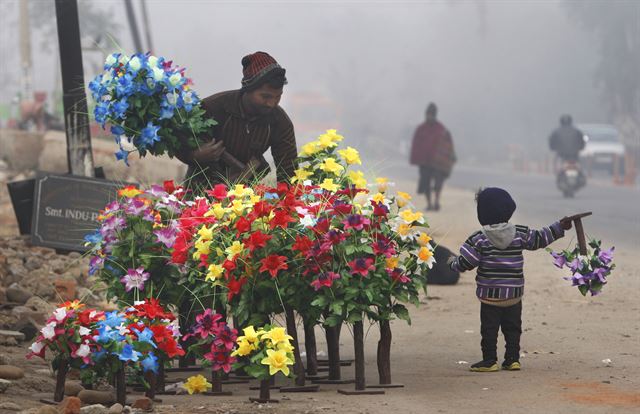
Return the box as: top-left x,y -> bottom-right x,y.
0,0 -> 614,166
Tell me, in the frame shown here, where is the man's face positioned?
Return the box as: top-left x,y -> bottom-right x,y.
426,110 -> 437,123
244,84 -> 283,116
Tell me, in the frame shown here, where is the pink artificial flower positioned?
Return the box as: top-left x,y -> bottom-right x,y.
348,257 -> 375,277
310,272 -> 341,291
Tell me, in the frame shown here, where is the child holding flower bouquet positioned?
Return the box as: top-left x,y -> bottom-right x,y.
448,187 -> 572,372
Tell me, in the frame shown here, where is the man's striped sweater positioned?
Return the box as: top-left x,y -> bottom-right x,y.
450,222 -> 565,303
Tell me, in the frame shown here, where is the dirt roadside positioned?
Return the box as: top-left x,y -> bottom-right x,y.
1,185 -> 638,414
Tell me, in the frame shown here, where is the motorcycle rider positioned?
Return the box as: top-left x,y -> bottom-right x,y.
549,114 -> 585,162
549,114 -> 586,195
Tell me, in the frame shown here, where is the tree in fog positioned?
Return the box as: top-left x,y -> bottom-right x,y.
564,0 -> 640,147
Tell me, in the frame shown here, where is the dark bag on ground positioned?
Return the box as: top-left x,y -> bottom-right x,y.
427,244 -> 460,285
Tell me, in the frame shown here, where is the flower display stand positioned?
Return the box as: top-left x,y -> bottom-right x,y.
337,321 -> 384,395
204,370 -> 233,396
53,359 -> 69,402
279,307 -> 319,393
249,379 -> 279,403
367,320 -> 404,389
312,324 -> 354,385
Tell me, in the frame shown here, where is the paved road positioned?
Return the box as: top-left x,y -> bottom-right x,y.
389,163 -> 640,248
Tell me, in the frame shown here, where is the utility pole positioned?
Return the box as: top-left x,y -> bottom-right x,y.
19,0 -> 32,99
55,0 -> 95,177
124,0 -> 143,52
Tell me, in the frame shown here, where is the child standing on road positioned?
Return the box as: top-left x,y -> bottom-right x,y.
449,187 -> 572,372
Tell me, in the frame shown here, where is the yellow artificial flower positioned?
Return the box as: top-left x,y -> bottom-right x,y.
209,203 -> 227,220
197,226 -> 213,240
231,339 -> 254,357
385,256 -> 400,270
317,129 -> 343,149
416,246 -> 434,263
396,223 -> 413,238
337,147 -> 361,165
319,178 -> 340,192
261,349 -> 294,376
322,129 -> 344,144
183,375 -> 211,394
347,170 -> 367,189
375,177 -> 389,193
399,209 -> 424,224
117,185 -> 143,198
231,199 -> 245,216
261,327 -> 294,346
205,264 -> 224,282
277,340 -> 295,353
371,193 -> 386,204
228,184 -> 251,198
240,326 -> 260,344
299,141 -> 320,157
291,167 -> 313,183
225,241 -> 245,260
319,157 -> 344,175
416,232 -> 432,247
396,191 -> 412,208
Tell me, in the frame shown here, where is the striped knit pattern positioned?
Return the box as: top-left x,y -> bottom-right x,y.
185,90 -> 298,186
241,52 -> 282,88
452,222 -> 564,301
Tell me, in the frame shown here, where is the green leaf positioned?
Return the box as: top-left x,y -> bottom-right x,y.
392,304 -> 411,325
346,312 -> 362,323
324,315 -> 342,327
311,296 -> 329,308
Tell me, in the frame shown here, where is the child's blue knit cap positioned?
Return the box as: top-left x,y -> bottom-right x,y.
476,187 -> 516,225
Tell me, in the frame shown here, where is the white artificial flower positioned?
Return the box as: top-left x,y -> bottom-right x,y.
30,341 -> 44,354
78,326 -> 91,337
53,307 -> 67,322
41,322 -> 57,340
152,67 -> 165,82
148,55 -> 159,68
128,56 -> 142,71
76,343 -> 91,357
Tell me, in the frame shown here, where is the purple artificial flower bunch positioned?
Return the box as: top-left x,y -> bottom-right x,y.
549,239 -> 615,296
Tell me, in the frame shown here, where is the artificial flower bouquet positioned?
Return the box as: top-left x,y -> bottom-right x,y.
89,52 -> 216,165
27,299 -> 184,388
549,239 -> 615,296
86,181 -> 187,305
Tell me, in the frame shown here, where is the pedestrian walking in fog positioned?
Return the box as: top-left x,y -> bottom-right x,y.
410,103 -> 456,211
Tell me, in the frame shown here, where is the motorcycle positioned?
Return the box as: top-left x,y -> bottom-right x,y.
556,160 -> 586,198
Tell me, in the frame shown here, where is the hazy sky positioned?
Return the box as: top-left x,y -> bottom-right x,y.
1,0 -> 607,164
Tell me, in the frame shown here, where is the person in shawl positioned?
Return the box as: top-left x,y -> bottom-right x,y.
409,103 -> 456,211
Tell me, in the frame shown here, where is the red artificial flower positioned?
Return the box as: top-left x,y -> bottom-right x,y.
313,218 -> 330,235
235,216 -> 252,234
198,253 -> 209,268
132,298 -> 174,320
204,345 -> 236,373
388,268 -> 410,284
159,336 -> 185,358
332,201 -> 353,216
348,257 -> 375,277
244,231 -> 272,252
310,272 -> 341,291
371,235 -> 396,258
227,276 -> 247,301
252,201 -> 273,218
292,235 -> 313,255
206,184 -> 228,200
163,180 -> 176,194
372,201 -> 389,217
342,214 -> 370,231
269,209 -> 297,230
222,259 -> 237,273
259,254 -> 288,278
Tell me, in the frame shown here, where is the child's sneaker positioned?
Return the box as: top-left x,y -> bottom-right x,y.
501,359 -> 521,371
469,359 -> 498,372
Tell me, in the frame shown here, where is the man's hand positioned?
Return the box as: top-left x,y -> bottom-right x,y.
192,139 -> 225,164
560,216 -> 573,231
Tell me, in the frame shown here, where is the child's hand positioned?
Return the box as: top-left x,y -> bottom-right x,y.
560,217 -> 573,230
447,255 -> 457,267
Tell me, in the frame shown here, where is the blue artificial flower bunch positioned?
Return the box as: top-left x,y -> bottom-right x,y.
89,52 -> 217,165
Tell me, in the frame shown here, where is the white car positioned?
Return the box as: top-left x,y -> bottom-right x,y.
578,124 -> 625,173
